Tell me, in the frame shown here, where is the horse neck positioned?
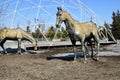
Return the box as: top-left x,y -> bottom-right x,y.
64,14 -> 76,30
24,32 -> 36,46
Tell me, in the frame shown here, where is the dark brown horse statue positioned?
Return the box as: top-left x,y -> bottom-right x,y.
56,7 -> 100,63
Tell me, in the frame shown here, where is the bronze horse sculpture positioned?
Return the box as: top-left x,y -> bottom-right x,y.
56,7 -> 100,63
0,28 -> 37,54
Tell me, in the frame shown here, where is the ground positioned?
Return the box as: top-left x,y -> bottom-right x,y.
0,41 -> 120,80
0,52 -> 120,80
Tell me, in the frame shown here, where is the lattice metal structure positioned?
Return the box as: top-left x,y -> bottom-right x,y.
98,24 -> 116,42
0,0 -> 11,28
0,0 -> 116,45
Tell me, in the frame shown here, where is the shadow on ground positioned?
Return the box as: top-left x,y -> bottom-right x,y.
0,48 -> 25,54
47,52 -> 85,61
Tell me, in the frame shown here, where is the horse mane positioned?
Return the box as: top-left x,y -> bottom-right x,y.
64,10 -> 97,26
63,10 -> 80,24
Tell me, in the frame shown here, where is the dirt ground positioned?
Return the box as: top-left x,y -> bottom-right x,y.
0,52 -> 120,80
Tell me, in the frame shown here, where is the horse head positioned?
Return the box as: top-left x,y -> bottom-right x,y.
56,7 -> 67,28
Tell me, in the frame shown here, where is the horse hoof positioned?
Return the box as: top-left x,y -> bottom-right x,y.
4,51 -> 7,54
72,60 -> 77,63
74,58 -> 77,61
96,57 -> 99,61
18,52 -> 22,55
83,61 -> 87,64
4,52 -> 8,55
6,53 -> 8,55
19,53 -> 23,55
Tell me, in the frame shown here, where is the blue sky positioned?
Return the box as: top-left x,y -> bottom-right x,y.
0,0 -> 120,30
81,0 -> 120,24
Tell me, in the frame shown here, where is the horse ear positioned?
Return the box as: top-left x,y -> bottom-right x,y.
59,7 -> 62,11
57,7 -> 59,10
57,7 -> 62,11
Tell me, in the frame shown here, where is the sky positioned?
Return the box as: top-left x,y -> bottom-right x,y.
81,0 -> 120,24
0,0 -> 120,30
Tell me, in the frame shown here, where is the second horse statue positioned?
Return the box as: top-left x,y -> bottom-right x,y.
0,28 -> 37,54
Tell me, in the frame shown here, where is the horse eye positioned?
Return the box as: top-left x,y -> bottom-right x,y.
56,12 -> 62,16
59,14 -> 61,16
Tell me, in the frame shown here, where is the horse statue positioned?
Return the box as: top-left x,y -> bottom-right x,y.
0,28 -> 37,54
56,7 -> 100,63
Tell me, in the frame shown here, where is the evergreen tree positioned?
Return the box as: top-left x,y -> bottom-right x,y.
45,26 -> 55,40
36,28 -> 43,38
61,27 -> 68,38
32,28 -> 43,38
56,29 -> 62,38
111,10 -> 120,39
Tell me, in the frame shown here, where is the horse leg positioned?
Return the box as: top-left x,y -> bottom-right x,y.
1,44 -> 7,54
71,40 -> 77,61
96,42 -> 100,61
93,36 -> 100,61
18,39 -> 22,54
81,41 -> 87,63
84,42 -> 89,56
90,41 -> 95,60
0,39 -> 7,54
73,45 -> 77,61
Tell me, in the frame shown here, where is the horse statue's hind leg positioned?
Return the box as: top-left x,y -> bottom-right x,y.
0,39 -> 7,54
91,36 -> 100,61
93,35 -> 100,61
84,42 -> 89,56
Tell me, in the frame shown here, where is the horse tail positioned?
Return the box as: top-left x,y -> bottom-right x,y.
91,22 -> 101,40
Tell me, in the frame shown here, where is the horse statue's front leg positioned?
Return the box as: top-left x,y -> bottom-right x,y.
91,38 -> 100,61
96,42 -> 100,61
70,39 -> 77,61
73,46 -> 77,61
18,39 -> 22,54
81,42 -> 87,63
